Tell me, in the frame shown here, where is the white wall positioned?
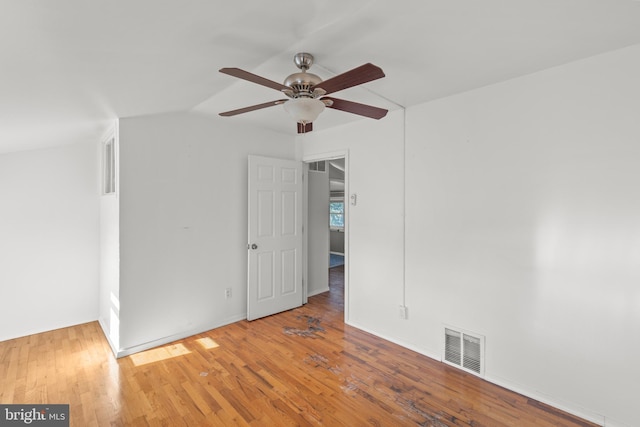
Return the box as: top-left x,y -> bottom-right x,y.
98,125 -> 120,354
308,169 -> 330,296
116,112 -> 294,355
3,40 -> 631,425
99,191 -> 120,353
299,111 -> 406,336
404,45 -> 640,426
330,230 -> 344,254
302,45 -> 640,426
0,143 -> 100,341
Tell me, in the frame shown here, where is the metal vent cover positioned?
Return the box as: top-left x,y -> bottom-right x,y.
443,326 -> 484,376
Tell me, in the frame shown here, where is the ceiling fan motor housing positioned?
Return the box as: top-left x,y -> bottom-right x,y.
283,71 -> 323,98
283,53 -> 323,98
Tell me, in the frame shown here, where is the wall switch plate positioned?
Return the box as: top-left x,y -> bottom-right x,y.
225,288 -> 232,299
399,305 -> 408,320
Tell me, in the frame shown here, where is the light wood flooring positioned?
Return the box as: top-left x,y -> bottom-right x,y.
0,265 -> 599,426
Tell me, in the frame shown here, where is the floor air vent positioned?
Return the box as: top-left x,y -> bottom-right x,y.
443,327 -> 485,376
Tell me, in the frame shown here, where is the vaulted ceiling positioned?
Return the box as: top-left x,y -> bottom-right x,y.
3,0 -> 640,154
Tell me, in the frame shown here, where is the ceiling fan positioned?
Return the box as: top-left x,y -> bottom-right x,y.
219,53 -> 388,133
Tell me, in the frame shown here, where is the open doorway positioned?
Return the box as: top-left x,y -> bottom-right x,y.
327,158 -> 345,312
328,159 -> 345,268
306,156 -> 347,317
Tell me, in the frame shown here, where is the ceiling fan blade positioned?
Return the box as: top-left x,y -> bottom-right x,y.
297,122 -> 313,134
219,99 -> 288,117
219,68 -> 290,92
312,63 -> 385,95
323,97 -> 388,119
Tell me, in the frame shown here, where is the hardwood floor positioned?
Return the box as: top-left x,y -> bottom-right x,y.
0,265 -> 598,426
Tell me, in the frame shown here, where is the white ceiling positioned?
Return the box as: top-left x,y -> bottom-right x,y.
3,0 -> 640,154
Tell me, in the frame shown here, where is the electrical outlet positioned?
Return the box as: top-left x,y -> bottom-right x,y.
225,288 -> 232,299
399,305 -> 408,320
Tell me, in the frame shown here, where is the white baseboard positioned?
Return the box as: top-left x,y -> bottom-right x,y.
96,314 -> 629,426
307,286 -> 330,297
346,320 -> 441,361
113,314 -> 246,358
601,417 -> 634,427
98,317 -> 118,357
484,374 -> 605,426
345,320 -> 608,427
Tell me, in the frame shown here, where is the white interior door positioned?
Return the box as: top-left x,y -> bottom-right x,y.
247,155 -> 303,321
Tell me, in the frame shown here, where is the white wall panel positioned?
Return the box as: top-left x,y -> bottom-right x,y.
302,44 -> 640,427
300,111 -> 406,337
307,170 -> 330,296
117,113 -> 294,355
404,45 -> 640,426
0,143 -> 100,341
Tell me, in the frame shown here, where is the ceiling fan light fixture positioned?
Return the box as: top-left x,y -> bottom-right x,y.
283,98 -> 325,124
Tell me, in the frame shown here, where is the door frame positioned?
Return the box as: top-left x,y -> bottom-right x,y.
302,149 -> 349,322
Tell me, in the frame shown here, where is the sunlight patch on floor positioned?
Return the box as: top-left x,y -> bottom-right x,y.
196,337 -> 219,349
129,343 -> 191,366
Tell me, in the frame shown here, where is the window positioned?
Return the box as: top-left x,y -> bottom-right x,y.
103,136 -> 116,195
308,160 -> 326,172
329,201 -> 344,229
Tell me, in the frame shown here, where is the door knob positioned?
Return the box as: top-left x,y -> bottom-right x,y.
250,243 -> 258,250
